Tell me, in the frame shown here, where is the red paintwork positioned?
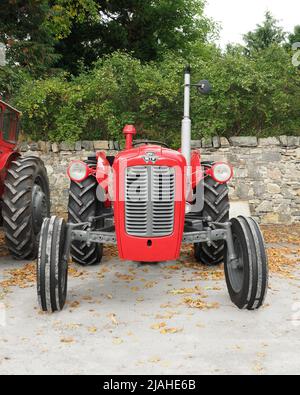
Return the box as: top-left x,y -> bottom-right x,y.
123,125 -> 137,150
65,123 -> 234,263
0,100 -> 21,197
191,149 -> 202,189
113,145 -> 187,262
96,151 -> 111,208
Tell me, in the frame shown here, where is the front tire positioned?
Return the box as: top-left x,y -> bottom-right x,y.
37,216 -> 68,313
68,176 -> 103,266
2,156 -> 50,259
194,175 -> 230,265
224,216 -> 268,310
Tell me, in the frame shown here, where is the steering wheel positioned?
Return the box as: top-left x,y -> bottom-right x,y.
132,140 -> 170,149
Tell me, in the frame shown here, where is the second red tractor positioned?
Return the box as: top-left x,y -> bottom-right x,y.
36,67 -> 268,313
0,99 -> 50,259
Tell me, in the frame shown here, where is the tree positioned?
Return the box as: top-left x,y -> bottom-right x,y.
243,11 -> 286,52
0,0 -> 99,75
0,0 -> 58,74
289,25 -> 300,45
54,0 -> 214,75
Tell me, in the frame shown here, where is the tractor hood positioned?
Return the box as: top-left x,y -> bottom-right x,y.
112,144 -> 187,262
113,144 -> 187,168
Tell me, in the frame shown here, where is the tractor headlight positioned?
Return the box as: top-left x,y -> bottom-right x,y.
67,161 -> 90,182
210,162 -> 233,184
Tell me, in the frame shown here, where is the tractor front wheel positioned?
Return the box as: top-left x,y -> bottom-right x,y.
37,216 -> 68,313
2,156 -> 50,259
224,216 -> 268,310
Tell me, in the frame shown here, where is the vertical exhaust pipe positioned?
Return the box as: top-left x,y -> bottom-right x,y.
182,66 -> 192,194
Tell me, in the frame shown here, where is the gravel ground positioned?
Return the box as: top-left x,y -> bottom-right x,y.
0,226 -> 299,375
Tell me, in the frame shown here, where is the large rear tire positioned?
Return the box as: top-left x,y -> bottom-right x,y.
2,156 -> 50,259
194,175 -> 230,265
37,216 -> 68,313
224,216 -> 268,310
68,175 -> 103,266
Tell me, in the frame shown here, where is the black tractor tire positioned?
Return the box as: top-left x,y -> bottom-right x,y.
194,175 -> 230,266
68,175 -> 103,266
37,216 -> 68,313
2,156 -> 50,259
224,216 -> 268,310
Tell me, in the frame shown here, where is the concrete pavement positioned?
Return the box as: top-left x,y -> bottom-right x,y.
0,245 -> 299,375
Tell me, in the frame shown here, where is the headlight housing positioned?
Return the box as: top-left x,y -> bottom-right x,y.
209,162 -> 233,184
67,161 -> 90,182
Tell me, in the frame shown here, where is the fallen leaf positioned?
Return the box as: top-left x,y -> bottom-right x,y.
148,356 -> 161,363
69,301 -> 80,309
184,297 -> 219,310
169,286 -> 201,295
144,281 -> 157,289
108,313 -> 118,325
160,327 -> 183,334
136,297 -> 144,302
151,322 -> 167,330
60,337 -> 74,344
88,326 -> 97,333
112,338 -> 123,345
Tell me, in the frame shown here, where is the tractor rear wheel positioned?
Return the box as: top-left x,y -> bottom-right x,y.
2,156 -> 50,259
224,216 -> 268,310
68,173 -> 104,266
194,174 -> 230,266
37,216 -> 68,313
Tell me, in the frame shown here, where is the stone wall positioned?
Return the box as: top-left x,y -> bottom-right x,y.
19,135 -> 300,224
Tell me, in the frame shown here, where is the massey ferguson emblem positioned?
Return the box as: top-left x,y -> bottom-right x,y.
143,152 -> 158,163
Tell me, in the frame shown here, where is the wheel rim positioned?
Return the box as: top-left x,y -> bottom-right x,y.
32,182 -> 48,235
227,236 -> 244,293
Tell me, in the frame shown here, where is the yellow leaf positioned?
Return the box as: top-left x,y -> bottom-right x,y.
113,337 -> 123,345
160,327 -> 183,335
151,322 -> 167,330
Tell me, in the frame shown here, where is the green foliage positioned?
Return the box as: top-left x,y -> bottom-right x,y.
13,49 -> 300,144
54,0 -> 214,75
244,12 -> 286,53
0,0 -> 59,75
0,66 -> 31,100
289,25 -> 300,45
1,4 -> 299,143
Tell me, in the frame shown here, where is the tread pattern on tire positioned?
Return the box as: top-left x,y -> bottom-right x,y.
37,216 -> 67,313
224,216 -> 268,310
2,156 -> 50,259
194,175 -> 230,265
240,216 -> 268,310
68,175 -> 103,266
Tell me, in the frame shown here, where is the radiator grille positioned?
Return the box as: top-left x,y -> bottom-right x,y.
125,166 -> 175,237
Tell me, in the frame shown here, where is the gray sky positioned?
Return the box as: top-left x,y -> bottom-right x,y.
205,0 -> 300,47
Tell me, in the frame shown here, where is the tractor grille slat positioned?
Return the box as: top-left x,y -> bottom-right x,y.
125,166 -> 175,237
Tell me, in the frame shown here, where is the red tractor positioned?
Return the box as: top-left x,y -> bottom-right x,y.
37,67 -> 268,313
0,99 -> 50,259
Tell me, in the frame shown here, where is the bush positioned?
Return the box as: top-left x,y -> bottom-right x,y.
12,49 -> 300,144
